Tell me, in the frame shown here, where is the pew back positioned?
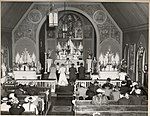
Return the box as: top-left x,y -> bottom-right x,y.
74,100 -> 148,116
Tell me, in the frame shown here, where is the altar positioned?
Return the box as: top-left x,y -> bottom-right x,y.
54,59 -> 84,67
13,71 -> 37,80
98,71 -> 119,80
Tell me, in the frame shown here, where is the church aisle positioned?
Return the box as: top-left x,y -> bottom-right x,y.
47,85 -> 74,115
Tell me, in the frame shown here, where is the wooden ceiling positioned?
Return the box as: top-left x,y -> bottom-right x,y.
1,2 -> 149,32
1,2 -> 32,31
102,2 -> 149,31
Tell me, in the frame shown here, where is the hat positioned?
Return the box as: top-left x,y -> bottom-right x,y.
2,97 -> 8,101
96,88 -> 105,93
135,89 -> 141,94
81,83 -> 85,87
9,93 -> 15,98
24,96 -> 37,103
132,82 -> 138,87
121,81 -> 126,86
107,78 -> 111,81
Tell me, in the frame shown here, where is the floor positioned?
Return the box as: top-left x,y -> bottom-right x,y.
47,85 -> 74,115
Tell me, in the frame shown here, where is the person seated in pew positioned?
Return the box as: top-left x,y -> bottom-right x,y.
92,88 -> 108,105
9,102 -> 25,115
1,97 -> 11,112
120,81 -> 131,95
130,82 -> 147,97
15,84 -> 27,97
102,78 -> 113,89
102,78 -> 113,100
125,75 -> 132,89
23,96 -> 39,115
130,89 -> 146,105
26,82 -> 40,95
76,83 -> 87,100
112,86 -> 120,101
85,80 -> 100,100
8,93 -> 19,106
117,93 -> 131,105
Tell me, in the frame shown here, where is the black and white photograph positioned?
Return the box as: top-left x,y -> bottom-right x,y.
1,1 -> 149,115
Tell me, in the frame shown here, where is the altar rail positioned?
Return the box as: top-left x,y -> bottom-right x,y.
74,80 -> 122,92
15,79 -> 56,93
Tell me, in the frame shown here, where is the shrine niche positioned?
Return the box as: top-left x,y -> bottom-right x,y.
98,38 -> 121,72
14,37 -> 36,61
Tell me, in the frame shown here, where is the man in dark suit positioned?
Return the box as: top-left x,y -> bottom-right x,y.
78,63 -> 86,80
69,63 -> 77,85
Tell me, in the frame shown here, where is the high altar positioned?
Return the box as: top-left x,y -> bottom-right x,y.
54,38 -> 84,66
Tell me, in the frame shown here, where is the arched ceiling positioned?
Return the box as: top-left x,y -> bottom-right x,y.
1,2 -> 149,32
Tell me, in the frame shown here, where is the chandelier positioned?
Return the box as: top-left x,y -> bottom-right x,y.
62,2 -> 68,32
48,3 -> 58,27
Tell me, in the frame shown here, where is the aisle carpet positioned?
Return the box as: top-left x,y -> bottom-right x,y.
52,106 -> 72,112
47,85 -> 74,115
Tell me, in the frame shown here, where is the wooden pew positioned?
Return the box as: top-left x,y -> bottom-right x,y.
74,100 -> 148,116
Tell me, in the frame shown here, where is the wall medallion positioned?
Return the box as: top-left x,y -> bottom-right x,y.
93,10 -> 107,24
28,9 -> 42,24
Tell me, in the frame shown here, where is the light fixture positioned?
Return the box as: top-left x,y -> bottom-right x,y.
48,3 -> 58,27
62,2 -> 68,32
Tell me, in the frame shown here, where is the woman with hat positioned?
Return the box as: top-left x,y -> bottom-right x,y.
23,96 -> 38,114
1,97 -> 11,112
92,88 -> 108,105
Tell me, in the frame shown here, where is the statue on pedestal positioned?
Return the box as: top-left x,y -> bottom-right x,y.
1,63 -> 7,77
86,49 -> 92,73
46,50 -> 53,73
36,61 -> 41,74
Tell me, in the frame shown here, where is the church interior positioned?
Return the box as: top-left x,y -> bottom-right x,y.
1,2 -> 149,115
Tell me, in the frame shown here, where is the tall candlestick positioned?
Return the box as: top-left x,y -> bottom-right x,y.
44,52 -> 47,74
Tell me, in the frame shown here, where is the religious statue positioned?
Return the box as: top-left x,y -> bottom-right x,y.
36,61 -> 42,74
46,50 -> 53,73
68,39 -> 75,55
136,42 -> 145,85
1,63 -> 7,77
86,54 -> 92,73
47,49 -> 53,59
92,57 -> 98,74
105,48 -> 113,64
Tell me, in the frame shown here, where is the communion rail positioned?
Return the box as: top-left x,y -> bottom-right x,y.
15,79 -> 56,93
74,80 -> 122,92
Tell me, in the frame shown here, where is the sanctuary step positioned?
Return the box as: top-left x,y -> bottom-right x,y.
55,85 -> 74,98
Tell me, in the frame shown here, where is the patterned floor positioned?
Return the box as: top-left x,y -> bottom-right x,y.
51,106 -> 72,112
47,85 -> 74,115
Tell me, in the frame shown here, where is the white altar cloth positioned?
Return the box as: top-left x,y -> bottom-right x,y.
13,71 -> 37,80
98,71 -> 119,80
54,59 -> 84,66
